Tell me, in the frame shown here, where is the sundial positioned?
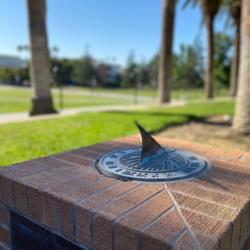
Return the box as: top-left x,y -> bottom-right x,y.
95,122 -> 210,183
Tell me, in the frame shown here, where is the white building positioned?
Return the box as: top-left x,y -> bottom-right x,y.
0,55 -> 26,68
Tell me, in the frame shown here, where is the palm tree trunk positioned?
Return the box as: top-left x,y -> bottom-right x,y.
158,0 -> 176,104
205,14 -> 214,99
230,16 -> 241,97
27,0 -> 57,115
233,0 -> 250,134
230,26 -> 240,96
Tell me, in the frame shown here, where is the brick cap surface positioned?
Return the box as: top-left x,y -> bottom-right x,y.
0,135 -> 250,250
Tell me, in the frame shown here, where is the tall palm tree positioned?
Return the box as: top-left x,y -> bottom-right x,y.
158,0 -> 176,104
201,0 -> 221,99
233,0 -> 250,134
184,0 -> 221,99
27,0 -> 57,115
228,0 -> 241,97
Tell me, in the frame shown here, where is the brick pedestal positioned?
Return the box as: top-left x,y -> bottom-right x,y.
0,135 -> 249,249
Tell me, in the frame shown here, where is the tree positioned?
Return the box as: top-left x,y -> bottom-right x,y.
158,0 -> 176,103
122,51 -> 138,88
73,55 -> 96,86
233,0 -> 250,134
228,0 -> 241,96
184,0 -> 221,99
213,33 -> 232,88
27,0 -> 57,115
173,41 -> 204,89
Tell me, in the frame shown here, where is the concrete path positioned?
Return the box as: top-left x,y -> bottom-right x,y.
0,101 -> 186,125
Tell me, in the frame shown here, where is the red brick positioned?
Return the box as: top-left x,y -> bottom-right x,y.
115,191 -> 173,250
171,191 -> 238,221
53,153 -> 94,168
47,169 -> 103,195
202,147 -> 227,160
212,159 -> 250,175
171,230 -> 195,250
0,226 -> 10,247
240,152 -> 250,165
117,191 -> 173,229
76,182 -> 139,246
0,178 -> 13,208
27,189 -> 42,223
231,213 -> 241,250
0,160 -> 47,181
18,171 -> 62,192
180,208 -> 232,250
172,230 -> 219,250
36,156 -> 80,168
97,184 -> 163,219
69,149 -> 101,160
207,167 -> 250,191
167,182 -> 247,210
142,208 -> 185,250
240,203 -> 250,247
58,201 -> 73,238
194,232 -> 219,250
219,149 -> 245,161
78,182 -> 140,212
0,205 -> 8,226
62,177 -> 118,204
93,185 -> 163,250
76,209 -> 92,248
42,196 -> 57,230
93,215 -> 112,250
14,183 -> 28,216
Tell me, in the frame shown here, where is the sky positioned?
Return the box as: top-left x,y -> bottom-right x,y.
0,0 -> 226,65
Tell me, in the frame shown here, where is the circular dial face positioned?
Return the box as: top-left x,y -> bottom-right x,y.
95,147 -> 210,183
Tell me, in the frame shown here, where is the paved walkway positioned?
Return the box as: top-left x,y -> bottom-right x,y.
0,101 -> 186,125
0,95 -> 233,125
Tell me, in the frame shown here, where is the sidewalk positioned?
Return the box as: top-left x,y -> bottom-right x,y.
0,101 -> 186,125
0,97 -> 233,125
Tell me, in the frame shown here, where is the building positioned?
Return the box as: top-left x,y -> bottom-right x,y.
0,55 -> 26,69
97,63 -> 121,87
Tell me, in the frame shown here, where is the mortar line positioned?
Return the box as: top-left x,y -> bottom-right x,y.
141,206 -> 175,233
115,189 -> 164,223
168,227 -> 187,249
163,184 -> 202,250
112,188 -> 164,250
178,205 -> 232,223
189,179 -> 249,201
50,155 -> 95,169
93,183 -> 143,212
168,187 -> 241,211
66,152 -> 97,161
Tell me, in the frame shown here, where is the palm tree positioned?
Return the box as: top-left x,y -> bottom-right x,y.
184,0 -> 221,99
27,0 -> 57,115
233,0 -> 250,134
158,0 -> 176,104
228,0 -> 241,97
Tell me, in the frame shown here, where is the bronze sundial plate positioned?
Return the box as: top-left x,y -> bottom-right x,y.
95,147 -> 210,183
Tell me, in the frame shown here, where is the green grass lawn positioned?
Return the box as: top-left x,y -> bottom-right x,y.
0,85 -> 229,113
0,100 -> 234,167
0,87 -> 130,113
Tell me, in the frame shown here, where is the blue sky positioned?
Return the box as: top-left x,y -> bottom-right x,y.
0,0 -> 226,65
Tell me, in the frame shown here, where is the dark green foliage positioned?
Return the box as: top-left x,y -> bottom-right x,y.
173,38 -> 204,89
0,67 -> 29,85
121,51 -> 138,87
52,59 -> 76,86
213,32 -> 232,87
73,55 -> 97,86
